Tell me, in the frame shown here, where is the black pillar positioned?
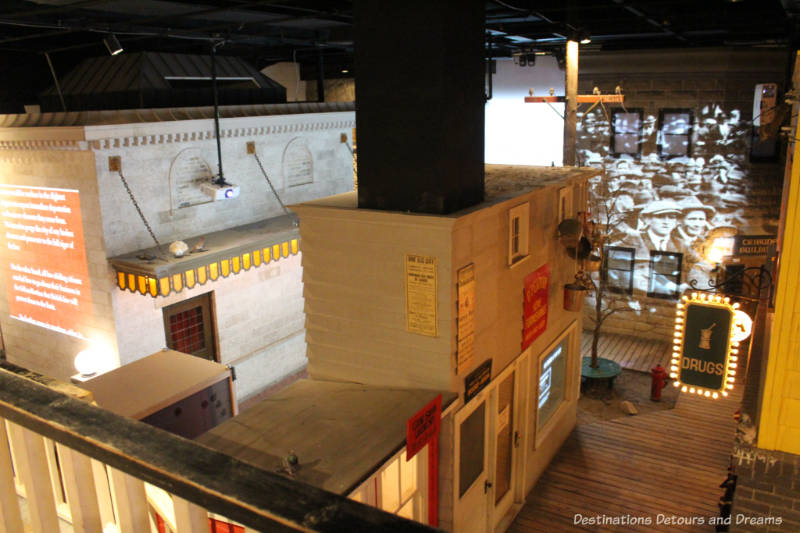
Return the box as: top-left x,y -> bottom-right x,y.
354,0 -> 485,214
316,48 -> 325,102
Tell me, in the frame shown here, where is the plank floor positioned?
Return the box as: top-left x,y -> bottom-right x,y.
580,331 -> 672,373
510,333 -> 740,533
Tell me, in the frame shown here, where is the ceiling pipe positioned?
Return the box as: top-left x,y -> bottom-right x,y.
43,52 -> 66,112
611,0 -> 690,43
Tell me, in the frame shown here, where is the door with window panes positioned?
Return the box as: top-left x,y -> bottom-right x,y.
454,388 -> 489,533
487,363 -> 521,531
455,363 -> 524,533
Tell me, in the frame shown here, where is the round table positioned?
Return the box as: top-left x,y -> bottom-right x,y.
581,356 -> 622,390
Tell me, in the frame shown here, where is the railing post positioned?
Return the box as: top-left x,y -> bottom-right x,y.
56,443 -> 104,533
6,421 -> 60,532
0,419 -> 24,533
173,496 -> 208,533
109,467 -> 150,532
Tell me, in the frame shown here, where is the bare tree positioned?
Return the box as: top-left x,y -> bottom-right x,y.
581,173 -> 632,369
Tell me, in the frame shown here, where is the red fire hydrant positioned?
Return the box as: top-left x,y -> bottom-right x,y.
650,364 -> 668,401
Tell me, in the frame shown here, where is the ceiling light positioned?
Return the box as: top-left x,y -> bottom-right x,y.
103,34 -> 123,56
580,36 -> 591,44
341,69 -> 349,74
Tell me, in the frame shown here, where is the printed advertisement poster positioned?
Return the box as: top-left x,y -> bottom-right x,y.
405,254 -> 438,336
0,185 -> 92,339
457,263 -> 475,374
522,263 -> 550,351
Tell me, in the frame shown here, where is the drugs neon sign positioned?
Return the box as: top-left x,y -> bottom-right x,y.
671,292 -> 740,399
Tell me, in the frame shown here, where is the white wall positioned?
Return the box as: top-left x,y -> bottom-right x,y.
262,62 -> 308,102
485,55 -> 565,166
111,253 -> 306,400
85,110 -> 354,401
87,111 -> 354,257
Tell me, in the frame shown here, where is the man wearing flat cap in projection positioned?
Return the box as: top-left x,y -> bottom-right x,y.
672,196 -> 715,253
625,199 -> 683,257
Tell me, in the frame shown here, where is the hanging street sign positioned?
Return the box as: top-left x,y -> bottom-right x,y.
670,292 -> 741,399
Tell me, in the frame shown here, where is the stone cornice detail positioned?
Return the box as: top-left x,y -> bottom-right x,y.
87,117 -> 355,150
0,110 -> 355,152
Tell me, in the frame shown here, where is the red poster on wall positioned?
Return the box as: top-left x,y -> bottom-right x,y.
522,264 -> 549,351
406,394 -> 441,460
0,185 -> 92,340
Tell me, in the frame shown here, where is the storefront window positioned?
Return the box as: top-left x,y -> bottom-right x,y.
604,246 -> 635,294
611,109 -> 643,157
537,338 -> 567,430
647,251 -> 682,299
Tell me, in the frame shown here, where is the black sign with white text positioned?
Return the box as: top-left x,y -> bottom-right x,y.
679,302 -> 733,391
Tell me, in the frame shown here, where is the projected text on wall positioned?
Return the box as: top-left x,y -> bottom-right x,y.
0,184 -> 91,339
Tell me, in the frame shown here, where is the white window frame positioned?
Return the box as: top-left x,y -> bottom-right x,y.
558,187 -> 573,223
348,446 -> 428,524
508,202 -> 530,266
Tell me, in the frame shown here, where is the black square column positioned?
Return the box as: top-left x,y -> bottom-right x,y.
354,0 -> 485,214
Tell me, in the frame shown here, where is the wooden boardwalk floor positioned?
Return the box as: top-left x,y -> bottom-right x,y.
510,332 -> 740,533
580,331 -> 672,373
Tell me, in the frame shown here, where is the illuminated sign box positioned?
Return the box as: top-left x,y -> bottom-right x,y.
670,293 -> 740,399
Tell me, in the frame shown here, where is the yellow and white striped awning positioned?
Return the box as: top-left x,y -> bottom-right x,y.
109,214 -> 299,298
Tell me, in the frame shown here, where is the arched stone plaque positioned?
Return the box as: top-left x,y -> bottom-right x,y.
169,148 -> 214,210
281,137 -> 314,187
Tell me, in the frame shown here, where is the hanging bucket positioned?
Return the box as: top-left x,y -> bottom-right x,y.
563,283 -> 588,312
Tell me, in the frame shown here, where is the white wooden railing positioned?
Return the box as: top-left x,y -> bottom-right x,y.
0,361 -> 438,533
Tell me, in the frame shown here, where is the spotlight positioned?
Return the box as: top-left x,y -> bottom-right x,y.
103,34 -> 123,56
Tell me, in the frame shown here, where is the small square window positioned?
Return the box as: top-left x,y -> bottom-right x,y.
603,246 -> 635,295
658,109 -> 693,159
611,109 -> 643,157
508,202 -> 530,266
647,251 -> 682,299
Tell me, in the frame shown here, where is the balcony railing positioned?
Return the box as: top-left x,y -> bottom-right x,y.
0,361 -> 439,532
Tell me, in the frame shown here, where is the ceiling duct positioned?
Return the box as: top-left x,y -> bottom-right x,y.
38,52 -> 286,113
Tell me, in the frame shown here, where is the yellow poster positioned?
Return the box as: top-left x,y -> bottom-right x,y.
457,263 -> 475,374
405,254 -> 438,336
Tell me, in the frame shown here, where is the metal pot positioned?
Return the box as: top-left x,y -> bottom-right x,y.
563,282 -> 588,312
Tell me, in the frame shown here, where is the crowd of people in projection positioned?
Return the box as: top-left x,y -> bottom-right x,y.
598,177 -> 735,298
577,104 -> 775,300
608,189 -> 714,257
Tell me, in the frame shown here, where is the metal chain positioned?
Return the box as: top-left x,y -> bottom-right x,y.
343,141 -> 358,187
116,170 -> 164,254
252,151 -> 293,219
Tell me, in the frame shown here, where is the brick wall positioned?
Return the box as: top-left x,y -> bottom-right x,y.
89,111 -> 355,257
111,253 -> 306,403
0,109 -> 353,401
88,111 -> 353,401
730,444 -> 800,532
576,48 -> 786,342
